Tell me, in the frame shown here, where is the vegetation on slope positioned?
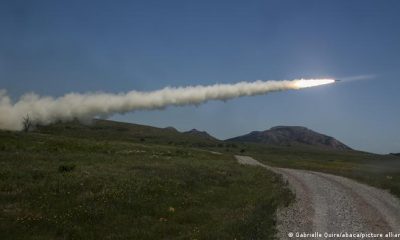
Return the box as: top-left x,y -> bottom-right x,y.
0,130 -> 293,240
35,119 -> 220,148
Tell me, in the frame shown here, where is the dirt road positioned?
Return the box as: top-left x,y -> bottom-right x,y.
236,156 -> 400,240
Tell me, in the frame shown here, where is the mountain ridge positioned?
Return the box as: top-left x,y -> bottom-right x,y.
227,126 -> 351,150
34,119 -> 352,151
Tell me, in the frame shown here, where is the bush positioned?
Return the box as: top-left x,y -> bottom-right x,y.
58,164 -> 76,173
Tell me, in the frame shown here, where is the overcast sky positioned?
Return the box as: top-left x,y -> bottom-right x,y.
1,0 -> 400,153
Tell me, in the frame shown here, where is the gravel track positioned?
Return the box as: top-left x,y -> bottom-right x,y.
236,155 -> 400,240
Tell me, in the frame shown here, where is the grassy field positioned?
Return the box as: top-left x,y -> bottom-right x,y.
0,129 -> 293,240
2,119 -> 399,239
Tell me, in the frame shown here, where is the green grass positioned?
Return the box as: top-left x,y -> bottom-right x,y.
3,119 -> 398,239
0,130 -> 293,240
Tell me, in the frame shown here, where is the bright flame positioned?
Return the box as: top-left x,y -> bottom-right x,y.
294,79 -> 335,89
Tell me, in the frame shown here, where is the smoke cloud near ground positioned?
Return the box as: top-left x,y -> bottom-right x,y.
0,79 -> 334,130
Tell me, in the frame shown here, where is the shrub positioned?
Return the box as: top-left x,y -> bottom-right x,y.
58,164 -> 76,173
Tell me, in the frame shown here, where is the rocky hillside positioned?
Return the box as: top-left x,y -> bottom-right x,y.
227,126 -> 351,150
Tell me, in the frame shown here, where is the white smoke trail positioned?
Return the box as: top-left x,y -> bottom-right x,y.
0,78 -> 334,131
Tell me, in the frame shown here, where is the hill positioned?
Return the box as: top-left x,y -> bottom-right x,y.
227,126 -> 351,150
183,129 -> 219,141
34,119 -> 220,147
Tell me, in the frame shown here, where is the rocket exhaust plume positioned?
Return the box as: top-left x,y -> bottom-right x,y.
0,78 -> 335,131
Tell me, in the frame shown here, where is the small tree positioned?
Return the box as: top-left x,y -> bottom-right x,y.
22,114 -> 33,132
